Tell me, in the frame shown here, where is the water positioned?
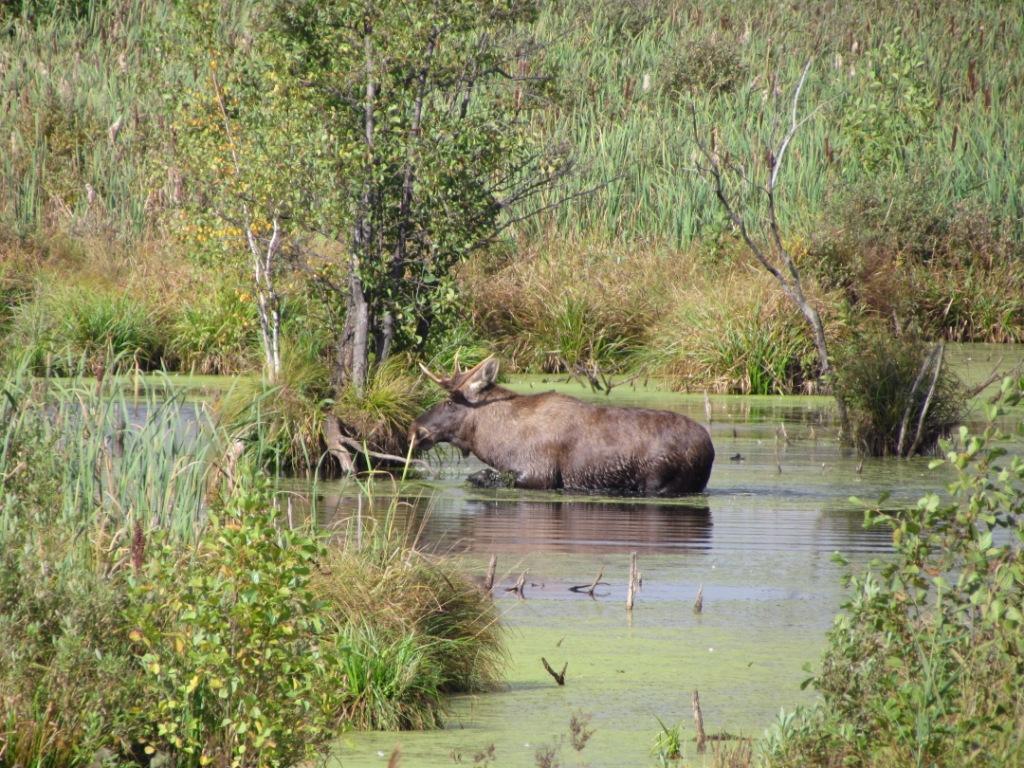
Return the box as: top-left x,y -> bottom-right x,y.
314,386 -> 959,768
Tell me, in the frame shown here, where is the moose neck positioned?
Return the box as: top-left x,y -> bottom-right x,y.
457,386 -> 520,465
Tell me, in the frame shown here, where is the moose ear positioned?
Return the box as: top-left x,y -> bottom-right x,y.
463,357 -> 499,401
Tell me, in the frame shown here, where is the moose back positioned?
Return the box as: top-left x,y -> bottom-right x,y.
409,357 -> 715,495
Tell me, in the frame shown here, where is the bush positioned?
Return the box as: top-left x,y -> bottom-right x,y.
661,39 -> 746,99
4,282 -> 168,374
170,282 -> 260,375
125,482 -> 339,768
762,378 -> 1024,767
833,330 -> 964,456
650,274 -> 835,395
1,370 -> 506,766
461,239 -> 663,373
0,535 -> 142,768
803,177 -> 1024,343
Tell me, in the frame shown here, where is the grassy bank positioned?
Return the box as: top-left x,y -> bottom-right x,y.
0,367 -> 502,767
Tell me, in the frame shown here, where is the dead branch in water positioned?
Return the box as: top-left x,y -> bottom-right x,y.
505,570 -> 527,598
484,554 -> 497,592
541,657 -> 567,686
626,552 -> 639,611
693,690 -> 707,754
569,568 -> 608,597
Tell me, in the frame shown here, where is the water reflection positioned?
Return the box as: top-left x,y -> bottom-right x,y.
311,487 -> 712,554
439,497 -> 712,554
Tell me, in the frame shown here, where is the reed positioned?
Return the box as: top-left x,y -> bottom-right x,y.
523,0 -> 1024,246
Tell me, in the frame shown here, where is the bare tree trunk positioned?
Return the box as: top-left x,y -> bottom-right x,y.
210,67 -> 283,384
246,217 -> 282,383
334,254 -> 370,395
332,20 -> 377,396
692,60 -> 849,433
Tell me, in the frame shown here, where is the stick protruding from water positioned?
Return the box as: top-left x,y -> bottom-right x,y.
693,690 -> 707,754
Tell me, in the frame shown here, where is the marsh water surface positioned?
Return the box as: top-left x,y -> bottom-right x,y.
312,377 -> 987,768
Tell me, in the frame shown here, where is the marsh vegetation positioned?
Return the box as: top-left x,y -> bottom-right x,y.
1,0 -> 1023,765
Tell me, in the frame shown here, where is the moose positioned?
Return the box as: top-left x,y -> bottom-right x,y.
409,357 -> 715,495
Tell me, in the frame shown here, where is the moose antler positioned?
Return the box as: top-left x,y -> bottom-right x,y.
418,362 -> 447,386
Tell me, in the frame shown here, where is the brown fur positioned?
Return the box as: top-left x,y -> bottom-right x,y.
411,358 -> 714,495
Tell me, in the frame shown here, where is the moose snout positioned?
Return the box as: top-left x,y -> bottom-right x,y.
408,424 -> 434,452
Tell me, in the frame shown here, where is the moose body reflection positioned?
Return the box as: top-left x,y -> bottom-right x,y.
410,357 -> 715,495
458,498 -> 713,554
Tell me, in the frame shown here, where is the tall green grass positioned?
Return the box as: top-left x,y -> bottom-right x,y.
3,282 -> 170,374
0,0 -> 196,239
526,0 -> 1024,246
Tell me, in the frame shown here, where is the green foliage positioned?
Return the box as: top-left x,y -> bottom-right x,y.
531,2 -> 1024,246
171,281 -> 261,375
0,369 -> 216,767
833,331 -> 965,456
219,345 -> 333,473
463,240 -> 661,373
803,176 -> 1024,343
837,32 -> 936,176
652,717 -> 684,767
315,496 -> 505,728
763,378 -> 1024,767
1,368 -> 507,765
0,542 -> 141,768
650,277 -> 827,395
3,282 -> 168,374
661,39 -> 745,99
126,481 -> 338,767
270,0 -> 570,383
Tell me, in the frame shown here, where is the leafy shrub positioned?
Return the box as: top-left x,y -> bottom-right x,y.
125,482 -> 339,768
802,177 -> 1024,343
763,378 -> 1024,766
2,371 -> 504,766
170,282 -> 260,374
836,33 -> 936,176
0,532 -> 142,768
833,330 -> 964,456
661,39 -> 745,99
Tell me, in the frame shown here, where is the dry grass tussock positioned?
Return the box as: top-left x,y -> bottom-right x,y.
650,268 -> 848,394
464,235 -> 848,394
460,236 -> 672,372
